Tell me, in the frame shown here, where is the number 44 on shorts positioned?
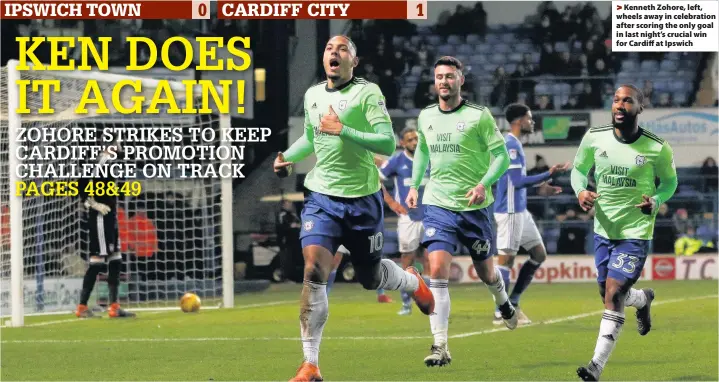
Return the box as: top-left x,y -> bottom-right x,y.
472,240 -> 491,255
611,253 -> 640,274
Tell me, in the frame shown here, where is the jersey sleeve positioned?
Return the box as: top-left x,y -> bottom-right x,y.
283,93 -> 315,163
412,111 -> 431,189
570,131 -> 595,196
653,141 -> 678,205
506,139 -> 523,170
379,155 -> 399,180
477,108 -> 505,151
361,84 -> 392,127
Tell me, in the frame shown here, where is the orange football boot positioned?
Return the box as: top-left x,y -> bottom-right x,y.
289,362 -> 323,382
377,294 -> 393,303
108,303 -> 136,318
407,267 -> 434,315
75,304 -> 98,319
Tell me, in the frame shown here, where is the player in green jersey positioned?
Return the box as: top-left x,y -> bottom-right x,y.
406,56 -> 518,367
572,85 -> 678,381
273,35 -> 434,381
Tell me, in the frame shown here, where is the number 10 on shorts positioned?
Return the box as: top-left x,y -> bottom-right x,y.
368,232 -> 384,253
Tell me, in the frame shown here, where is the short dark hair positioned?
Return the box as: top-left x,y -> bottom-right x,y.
617,83 -> 645,105
399,126 -> 417,139
329,35 -> 357,56
434,56 -> 464,72
505,103 -> 530,123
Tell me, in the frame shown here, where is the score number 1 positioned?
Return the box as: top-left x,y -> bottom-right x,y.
407,0 -> 427,20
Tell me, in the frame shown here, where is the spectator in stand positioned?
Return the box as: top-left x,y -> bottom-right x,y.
557,207 -> 587,254
528,155 -> 550,176
508,64 -> 536,102
673,208 -> 692,235
557,51 -> 574,77
675,225 -> 716,256
563,95 -> 581,110
577,82 -> 602,109
653,203 -> 676,253
539,42 -> 560,74
642,80 -> 655,107
490,66 -> 509,108
470,3 -> 487,37
533,94 -> 555,111
601,82 -> 615,109
360,62 -> 380,84
657,92 -> 672,107
700,157 -> 718,191
414,83 -> 436,109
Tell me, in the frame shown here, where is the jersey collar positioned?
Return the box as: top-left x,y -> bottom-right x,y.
438,99 -> 466,114
325,77 -> 355,93
613,126 -> 643,144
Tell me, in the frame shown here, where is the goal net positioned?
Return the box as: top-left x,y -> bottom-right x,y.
0,61 -> 234,326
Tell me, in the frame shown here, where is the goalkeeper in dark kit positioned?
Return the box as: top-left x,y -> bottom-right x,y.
75,133 -> 135,319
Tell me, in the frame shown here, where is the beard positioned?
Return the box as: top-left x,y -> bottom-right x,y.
326,72 -> 341,81
612,113 -> 637,129
406,147 -> 416,155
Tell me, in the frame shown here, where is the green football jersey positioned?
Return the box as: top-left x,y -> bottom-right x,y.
301,77 -> 392,198
415,101 -> 506,211
572,125 -> 677,240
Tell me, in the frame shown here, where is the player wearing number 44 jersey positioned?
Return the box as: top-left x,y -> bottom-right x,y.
572,85 -> 678,381
274,35 -> 434,382
406,56 -> 517,368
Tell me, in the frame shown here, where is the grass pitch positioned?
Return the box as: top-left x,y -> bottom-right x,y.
1,280 -> 717,381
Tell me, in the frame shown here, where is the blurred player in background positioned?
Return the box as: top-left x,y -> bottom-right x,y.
273,35 -> 434,381
571,85 -> 678,381
378,127 -> 432,315
493,104 -> 570,325
406,56 -> 516,368
75,134 -> 135,319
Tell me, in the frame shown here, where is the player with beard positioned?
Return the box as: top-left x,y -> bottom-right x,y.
492,103 -> 570,326
377,126 -> 432,315
406,56 -> 517,367
274,35 -> 434,381
572,85 -> 678,381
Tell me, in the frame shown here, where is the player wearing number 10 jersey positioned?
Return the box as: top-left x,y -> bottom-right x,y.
406,56 -> 517,368
273,35 -> 433,381
572,85 -> 678,381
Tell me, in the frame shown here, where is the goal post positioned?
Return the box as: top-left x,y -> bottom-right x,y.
1,60 -> 234,327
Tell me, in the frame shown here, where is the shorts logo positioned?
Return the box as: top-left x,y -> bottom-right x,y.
339,100 -> 347,110
303,220 -> 314,231
456,122 -> 465,132
426,227 -> 436,237
509,149 -> 518,160
635,155 -> 646,166
109,244 -> 115,252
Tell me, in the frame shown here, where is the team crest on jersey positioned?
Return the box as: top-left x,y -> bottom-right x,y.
338,100 -> 347,110
635,155 -> 646,166
509,149 -> 518,160
426,227 -> 436,237
456,122 -> 466,132
303,220 -> 314,231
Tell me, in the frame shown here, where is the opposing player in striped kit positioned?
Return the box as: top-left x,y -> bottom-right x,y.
493,104 -> 570,325
572,85 -> 678,381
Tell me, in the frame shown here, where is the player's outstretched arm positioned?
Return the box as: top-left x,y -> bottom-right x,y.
652,142 -> 678,206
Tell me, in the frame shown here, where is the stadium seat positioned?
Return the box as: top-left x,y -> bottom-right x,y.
427,34 -> 442,46
504,63 -> 517,73
447,35 -> 463,45
508,52 -> 523,63
486,33 -> 500,43
554,42 -> 570,52
500,33 -> 515,43
457,44 -> 474,55
640,60 -> 660,72
494,43 -> 511,53
672,92 -> 688,105
679,59 -> 697,70
621,60 -> 638,72
410,65 -> 423,76
515,43 -> 532,53
489,53 -> 507,65
437,45 -> 454,56
476,44 -> 492,53
417,26 -> 432,36
660,60 -> 678,71
470,54 -> 488,66
466,34 -> 481,45
410,35 -> 423,46
392,36 -> 405,48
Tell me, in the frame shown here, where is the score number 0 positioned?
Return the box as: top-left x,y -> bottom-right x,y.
408,0 -> 427,20
192,0 -> 210,19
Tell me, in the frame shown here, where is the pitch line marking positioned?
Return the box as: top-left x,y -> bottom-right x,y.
2,294 -> 715,344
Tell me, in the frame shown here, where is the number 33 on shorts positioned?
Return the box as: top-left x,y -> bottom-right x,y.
611,253 -> 641,276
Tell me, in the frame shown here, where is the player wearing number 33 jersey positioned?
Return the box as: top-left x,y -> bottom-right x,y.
572,85 -> 678,381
